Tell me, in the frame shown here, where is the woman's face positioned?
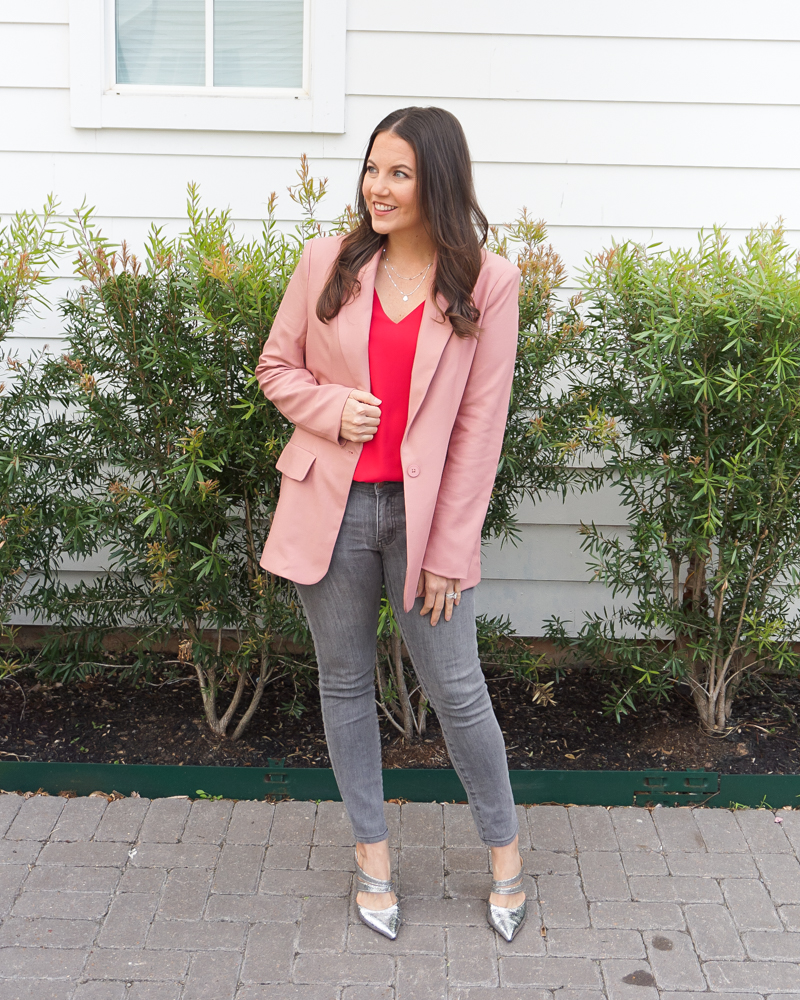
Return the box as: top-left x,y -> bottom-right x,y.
362,131 -> 423,238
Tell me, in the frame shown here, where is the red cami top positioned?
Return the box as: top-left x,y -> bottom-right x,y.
353,290 -> 424,483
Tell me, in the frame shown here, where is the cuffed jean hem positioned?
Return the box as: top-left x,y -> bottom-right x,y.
355,827 -> 391,845
480,830 -> 520,848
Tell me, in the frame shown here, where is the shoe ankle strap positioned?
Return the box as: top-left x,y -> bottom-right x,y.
490,875 -> 524,894
355,853 -> 394,894
491,855 -> 524,895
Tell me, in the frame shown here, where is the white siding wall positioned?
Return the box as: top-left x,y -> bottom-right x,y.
3,1 -> 800,633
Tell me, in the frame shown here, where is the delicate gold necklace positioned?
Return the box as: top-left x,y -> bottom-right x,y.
381,249 -> 432,302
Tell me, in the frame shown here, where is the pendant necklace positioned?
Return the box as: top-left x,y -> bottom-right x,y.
382,248 -> 432,302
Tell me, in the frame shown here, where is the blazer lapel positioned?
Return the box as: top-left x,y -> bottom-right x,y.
406,292 -> 453,432
336,249 -> 380,391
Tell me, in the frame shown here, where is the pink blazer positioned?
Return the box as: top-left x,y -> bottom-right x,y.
255,235 -> 520,612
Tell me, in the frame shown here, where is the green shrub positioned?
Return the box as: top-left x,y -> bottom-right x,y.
0,196 -> 61,341
486,210 -> 582,543
0,197 -> 63,676
544,226 -> 800,731
27,176 -> 322,737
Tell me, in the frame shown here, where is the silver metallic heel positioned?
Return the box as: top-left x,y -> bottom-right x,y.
354,851 -> 401,940
487,854 -> 527,942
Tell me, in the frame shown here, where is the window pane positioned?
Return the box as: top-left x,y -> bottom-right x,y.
215,0 -> 304,88
116,0 -> 205,86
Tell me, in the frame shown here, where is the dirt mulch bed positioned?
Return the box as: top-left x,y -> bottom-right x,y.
1,663 -> 799,774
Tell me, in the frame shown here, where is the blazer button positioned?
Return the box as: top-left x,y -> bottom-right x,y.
407,465 -> 420,478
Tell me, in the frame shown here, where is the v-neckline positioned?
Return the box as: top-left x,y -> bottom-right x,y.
373,289 -> 426,326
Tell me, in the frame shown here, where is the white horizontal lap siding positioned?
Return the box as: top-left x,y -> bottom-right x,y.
344,97 -> 800,172
475,579 -> 631,640
0,0 -> 67,25
347,0 -> 800,41
481,524 -> 626,583
7,89 -> 800,172
6,275 -> 80,346
4,152 -> 800,236
3,5 -> 799,633
477,487 -> 631,636
0,23 -> 68,88
347,32 -> 800,106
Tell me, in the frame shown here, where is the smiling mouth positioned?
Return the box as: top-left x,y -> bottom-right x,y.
373,203 -> 397,212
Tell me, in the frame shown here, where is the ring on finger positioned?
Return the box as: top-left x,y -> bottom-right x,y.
445,591 -> 458,600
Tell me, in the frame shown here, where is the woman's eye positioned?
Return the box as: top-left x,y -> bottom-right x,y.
394,170 -> 408,179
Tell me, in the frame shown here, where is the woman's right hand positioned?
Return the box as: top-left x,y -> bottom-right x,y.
340,389 -> 382,442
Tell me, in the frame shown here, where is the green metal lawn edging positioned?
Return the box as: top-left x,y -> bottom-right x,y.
1,760 -> 798,808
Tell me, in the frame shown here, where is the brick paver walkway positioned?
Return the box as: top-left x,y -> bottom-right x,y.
1,792 -> 800,999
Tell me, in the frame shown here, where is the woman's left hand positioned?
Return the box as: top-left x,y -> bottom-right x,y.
417,571 -> 461,626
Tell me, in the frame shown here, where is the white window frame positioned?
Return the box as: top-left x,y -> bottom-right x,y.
69,0 -> 346,133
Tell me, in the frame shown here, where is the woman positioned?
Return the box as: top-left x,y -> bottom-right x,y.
255,107 -> 524,942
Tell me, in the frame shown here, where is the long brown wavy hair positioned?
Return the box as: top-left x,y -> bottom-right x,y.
316,107 -> 488,339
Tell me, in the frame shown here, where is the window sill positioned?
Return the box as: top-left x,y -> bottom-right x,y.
97,90 -> 323,132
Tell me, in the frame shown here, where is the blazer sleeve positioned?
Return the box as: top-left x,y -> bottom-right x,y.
255,239 -> 354,445
421,265 -> 520,580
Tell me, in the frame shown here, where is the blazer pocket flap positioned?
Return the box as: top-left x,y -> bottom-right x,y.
276,442 -> 316,481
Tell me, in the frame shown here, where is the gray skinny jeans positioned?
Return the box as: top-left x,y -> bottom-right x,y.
296,480 -> 518,847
